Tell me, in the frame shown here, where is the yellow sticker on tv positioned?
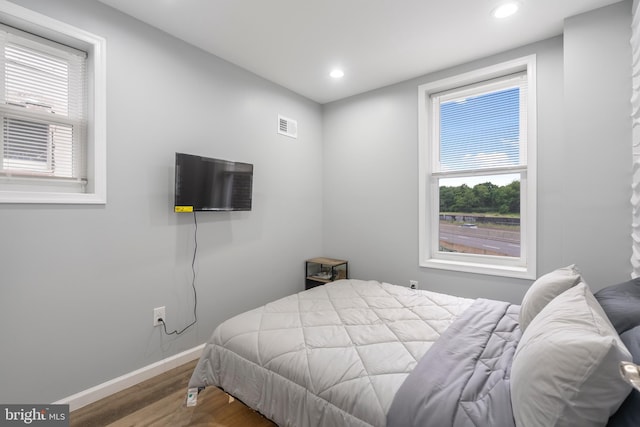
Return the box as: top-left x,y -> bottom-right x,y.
175,206 -> 194,213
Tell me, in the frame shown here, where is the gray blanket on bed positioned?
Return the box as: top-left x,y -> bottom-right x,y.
386,298 -> 521,427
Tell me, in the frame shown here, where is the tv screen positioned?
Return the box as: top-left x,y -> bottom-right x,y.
174,153 -> 253,212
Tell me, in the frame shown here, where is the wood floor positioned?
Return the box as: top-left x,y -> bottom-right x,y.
70,359 -> 277,427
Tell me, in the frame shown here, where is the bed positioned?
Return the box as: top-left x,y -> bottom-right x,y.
188,267 -> 640,427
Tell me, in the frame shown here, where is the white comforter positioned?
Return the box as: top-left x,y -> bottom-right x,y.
189,279 -> 473,426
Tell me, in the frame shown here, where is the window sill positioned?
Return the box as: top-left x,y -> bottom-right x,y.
0,190 -> 105,204
421,257 -> 535,280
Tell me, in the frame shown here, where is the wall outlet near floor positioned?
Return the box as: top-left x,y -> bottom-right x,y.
153,306 -> 166,327
409,280 -> 418,290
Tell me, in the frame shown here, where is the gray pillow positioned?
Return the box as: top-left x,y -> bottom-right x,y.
519,264 -> 582,332
595,278 -> 640,334
606,326 -> 640,427
511,282 -> 632,427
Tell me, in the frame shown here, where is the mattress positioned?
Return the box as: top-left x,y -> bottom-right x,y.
188,279 -> 473,426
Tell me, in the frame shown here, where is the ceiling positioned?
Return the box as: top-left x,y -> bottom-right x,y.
98,0 -> 623,104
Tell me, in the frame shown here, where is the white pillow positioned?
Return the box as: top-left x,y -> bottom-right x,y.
511,282 -> 632,427
519,264 -> 582,331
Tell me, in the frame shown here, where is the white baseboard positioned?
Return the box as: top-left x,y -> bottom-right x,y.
55,344 -> 205,412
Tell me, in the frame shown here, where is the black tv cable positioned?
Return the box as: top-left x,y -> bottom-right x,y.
160,210 -> 198,335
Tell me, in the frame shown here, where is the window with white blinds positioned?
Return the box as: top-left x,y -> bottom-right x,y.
418,56 -> 537,279
0,2 -> 105,204
0,24 -> 86,185
434,73 -> 526,175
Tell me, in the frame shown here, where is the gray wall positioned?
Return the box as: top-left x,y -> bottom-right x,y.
563,2 -> 633,285
0,0 -> 324,404
322,1 -> 632,302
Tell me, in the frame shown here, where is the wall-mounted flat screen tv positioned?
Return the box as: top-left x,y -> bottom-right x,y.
174,152 -> 253,212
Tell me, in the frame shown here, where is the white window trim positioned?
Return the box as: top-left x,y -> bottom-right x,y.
418,55 -> 537,279
0,0 -> 106,204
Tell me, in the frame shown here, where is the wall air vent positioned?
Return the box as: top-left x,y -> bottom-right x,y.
278,115 -> 298,139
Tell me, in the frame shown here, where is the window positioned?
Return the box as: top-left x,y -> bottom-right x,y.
418,56 -> 536,279
0,1 -> 106,204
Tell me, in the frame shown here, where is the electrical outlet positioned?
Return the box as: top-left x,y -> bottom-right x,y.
153,306 -> 166,327
409,280 -> 418,290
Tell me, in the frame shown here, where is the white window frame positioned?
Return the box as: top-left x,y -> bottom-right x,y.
418,55 -> 537,279
0,0 -> 106,204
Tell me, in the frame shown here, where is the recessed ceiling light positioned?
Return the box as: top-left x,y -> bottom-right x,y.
492,2 -> 519,19
330,69 -> 344,79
